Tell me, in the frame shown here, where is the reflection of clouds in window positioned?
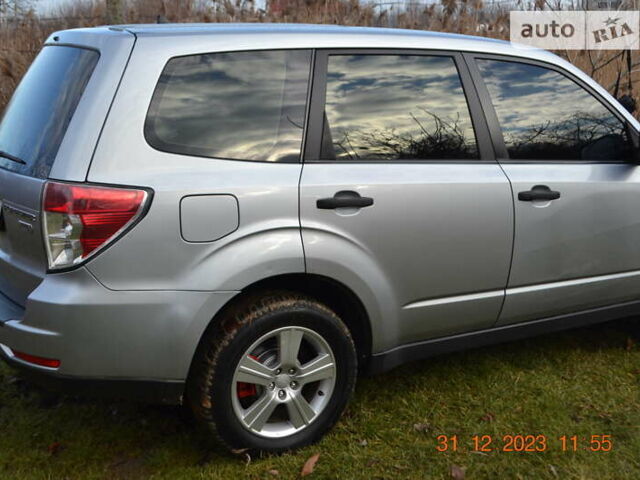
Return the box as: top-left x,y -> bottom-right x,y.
478,60 -> 628,161
322,55 -> 478,160
146,50 -> 311,162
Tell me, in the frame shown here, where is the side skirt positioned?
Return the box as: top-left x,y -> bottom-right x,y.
367,299 -> 640,375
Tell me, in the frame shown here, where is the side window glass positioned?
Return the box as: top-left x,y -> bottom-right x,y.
145,50 -> 312,162
477,59 -> 632,161
320,54 -> 479,161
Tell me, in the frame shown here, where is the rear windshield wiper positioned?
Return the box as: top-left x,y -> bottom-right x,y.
0,150 -> 26,165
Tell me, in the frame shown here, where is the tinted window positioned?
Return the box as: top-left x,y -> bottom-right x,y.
0,46 -> 99,178
477,59 -> 632,161
146,50 -> 312,162
320,54 -> 478,161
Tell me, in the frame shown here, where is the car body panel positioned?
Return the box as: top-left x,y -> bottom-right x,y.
0,29 -> 135,308
0,267 -> 238,379
498,163 -> 640,325
300,163 -> 513,351
85,161 -> 305,291
0,170 -> 47,306
45,28 -> 136,182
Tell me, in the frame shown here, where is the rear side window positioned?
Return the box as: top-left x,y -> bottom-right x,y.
320,54 -> 478,161
145,50 -> 312,162
0,46 -> 99,178
477,59 -> 633,161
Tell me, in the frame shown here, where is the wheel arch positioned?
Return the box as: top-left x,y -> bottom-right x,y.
187,273 -> 373,381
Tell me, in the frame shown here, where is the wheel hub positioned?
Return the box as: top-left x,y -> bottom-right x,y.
274,374 -> 291,389
231,326 -> 337,438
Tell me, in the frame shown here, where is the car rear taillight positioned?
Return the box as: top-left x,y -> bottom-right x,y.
43,181 -> 148,270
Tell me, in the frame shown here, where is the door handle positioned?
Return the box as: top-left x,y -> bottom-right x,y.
518,185 -> 561,202
316,191 -> 374,210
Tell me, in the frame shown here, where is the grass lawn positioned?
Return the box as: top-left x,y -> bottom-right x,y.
0,320 -> 638,480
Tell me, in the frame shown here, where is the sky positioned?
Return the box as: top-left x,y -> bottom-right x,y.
34,0 -> 76,15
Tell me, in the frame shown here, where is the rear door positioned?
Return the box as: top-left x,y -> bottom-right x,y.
0,45 -> 99,305
299,50 -> 514,350
467,55 -> 640,325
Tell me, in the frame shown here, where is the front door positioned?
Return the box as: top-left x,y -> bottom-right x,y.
470,55 -> 640,326
299,50 -> 514,352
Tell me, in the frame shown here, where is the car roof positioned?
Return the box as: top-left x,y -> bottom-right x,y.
105,23 -> 573,67
56,23 -> 556,62
120,22 -> 505,43
97,22 -> 562,63
120,22 -> 514,48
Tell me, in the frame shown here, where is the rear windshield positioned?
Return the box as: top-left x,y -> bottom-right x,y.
145,49 -> 312,163
0,45 -> 99,178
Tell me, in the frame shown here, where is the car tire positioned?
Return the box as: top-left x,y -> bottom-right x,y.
187,290 -> 358,453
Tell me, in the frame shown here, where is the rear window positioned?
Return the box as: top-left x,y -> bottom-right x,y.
0,45 -> 99,178
145,49 -> 312,163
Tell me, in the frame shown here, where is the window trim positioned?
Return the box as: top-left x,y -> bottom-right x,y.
465,52 -> 635,164
302,48 -> 497,164
143,48 -> 314,164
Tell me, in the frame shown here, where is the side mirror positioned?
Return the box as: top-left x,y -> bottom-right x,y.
619,95 -> 637,114
627,123 -> 640,163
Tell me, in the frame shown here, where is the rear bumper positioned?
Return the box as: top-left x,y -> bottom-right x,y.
0,350 -> 185,404
0,290 -> 24,325
0,267 -> 238,403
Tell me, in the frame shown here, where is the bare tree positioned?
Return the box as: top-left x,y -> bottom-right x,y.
0,0 -> 33,17
331,109 -> 477,161
106,0 -> 123,24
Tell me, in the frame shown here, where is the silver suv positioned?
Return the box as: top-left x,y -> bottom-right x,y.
0,24 -> 638,452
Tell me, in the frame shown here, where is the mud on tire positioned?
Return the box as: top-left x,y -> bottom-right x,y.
187,291 -> 358,453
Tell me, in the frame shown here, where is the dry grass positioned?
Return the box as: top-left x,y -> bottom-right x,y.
0,0 -> 639,114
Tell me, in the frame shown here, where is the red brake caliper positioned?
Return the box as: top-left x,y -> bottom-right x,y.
237,355 -> 259,399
